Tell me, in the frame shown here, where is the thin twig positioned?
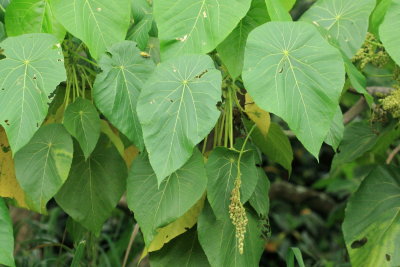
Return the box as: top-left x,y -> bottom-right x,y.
122,224 -> 140,267
343,97 -> 367,125
386,144 -> 400,165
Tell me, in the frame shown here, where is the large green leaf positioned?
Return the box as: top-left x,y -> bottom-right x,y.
343,166 -> 400,267
206,147 -> 258,220
153,0 -> 252,59
380,0 -> 400,65
324,107 -> 344,151
55,135 -> 127,234
63,98 -> 100,159
0,22 -> 5,42
243,22 -> 345,158
249,168 -> 270,217
5,0 -> 65,41
300,0 -> 376,59
150,228 -> 210,267
51,0 -> 131,59
137,54 -> 222,182
127,149 -> 207,245
301,0 -> 376,58
14,124 -> 73,214
245,120 -> 293,173
217,0 -> 269,79
198,202 -> 264,267
0,198 -> 15,267
0,33 -> 66,153
93,41 -> 155,151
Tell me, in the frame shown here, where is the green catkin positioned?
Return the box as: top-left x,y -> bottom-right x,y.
229,177 -> 248,254
381,86 -> 400,118
353,32 -> 390,69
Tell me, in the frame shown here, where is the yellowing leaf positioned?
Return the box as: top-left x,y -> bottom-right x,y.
148,195 -> 205,252
100,120 -> 125,157
0,128 -> 28,208
245,94 -> 271,136
124,146 -> 139,168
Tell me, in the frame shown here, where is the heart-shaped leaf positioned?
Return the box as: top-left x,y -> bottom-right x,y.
137,54 -> 221,182
243,22 -> 345,158
0,33 -> 66,153
14,124 -> 73,214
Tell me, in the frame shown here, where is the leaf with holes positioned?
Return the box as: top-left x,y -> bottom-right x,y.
55,135 -> 127,234
243,22 -> 345,158
0,33 -> 66,153
5,0 -> 65,41
343,165 -> 400,267
51,0 -> 131,59
0,198 -> 15,267
206,147 -> 258,220
137,54 -> 221,182
300,0 -> 376,58
94,41 -> 155,151
154,0 -> 252,59
14,124 -> 73,214
63,98 -> 100,159
127,149 -> 207,246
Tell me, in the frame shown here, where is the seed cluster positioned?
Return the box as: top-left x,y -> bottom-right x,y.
229,177 -> 248,254
353,33 -> 389,69
381,86 -> 400,118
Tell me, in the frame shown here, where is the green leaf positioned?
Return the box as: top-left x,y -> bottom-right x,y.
0,22 -> 5,42
300,0 -> 376,59
286,247 -> 305,267
63,98 -> 100,159
126,0 -> 153,50
249,168 -> 270,217
265,0 -> 292,21
55,135 -> 127,234
331,122 -> 379,169
51,0 -> 131,59
0,33 -> 66,153
206,147 -> 258,220
217,0 -> 269,78
198,202 -> 264,267
94,41 -> 155,151
149,228 -> 210,267
5,0 -> 65,41
380,0 -> 400,65
127,149 -> 207,245
146,37 -> 161,64
243,22 -> 345,158
324,107 -> 344,151
14,124 -> 73,214
343,165 -> 400,267
154,0 -> 252,59
137,54 -> 222,182
245,120 -> 293,173
0,198 -> 15,267
370,0 -> 392,37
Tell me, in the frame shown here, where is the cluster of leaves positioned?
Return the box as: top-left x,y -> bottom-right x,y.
0,0 -> 399,266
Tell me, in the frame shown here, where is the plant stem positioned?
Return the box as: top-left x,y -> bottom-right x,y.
122,224 -> 140,267
237,125 -> 256,175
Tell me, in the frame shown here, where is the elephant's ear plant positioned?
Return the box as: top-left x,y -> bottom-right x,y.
0,0 -> 400,266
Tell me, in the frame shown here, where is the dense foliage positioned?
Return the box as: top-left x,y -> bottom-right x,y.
0,0 -> 400,266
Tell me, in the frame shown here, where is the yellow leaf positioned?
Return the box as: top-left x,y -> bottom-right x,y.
147,195 -> 205,253
0,127 -> 28,208
245,94 -> 271,136
124,146 -> 139,168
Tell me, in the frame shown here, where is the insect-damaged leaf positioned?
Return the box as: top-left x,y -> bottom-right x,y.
94,41 -> 155,151
137,54 -> 221,182
0,33 -> 66,153
243,22 -> 345,158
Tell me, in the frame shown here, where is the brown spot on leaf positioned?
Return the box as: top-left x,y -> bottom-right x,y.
351,237 -> 368,249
